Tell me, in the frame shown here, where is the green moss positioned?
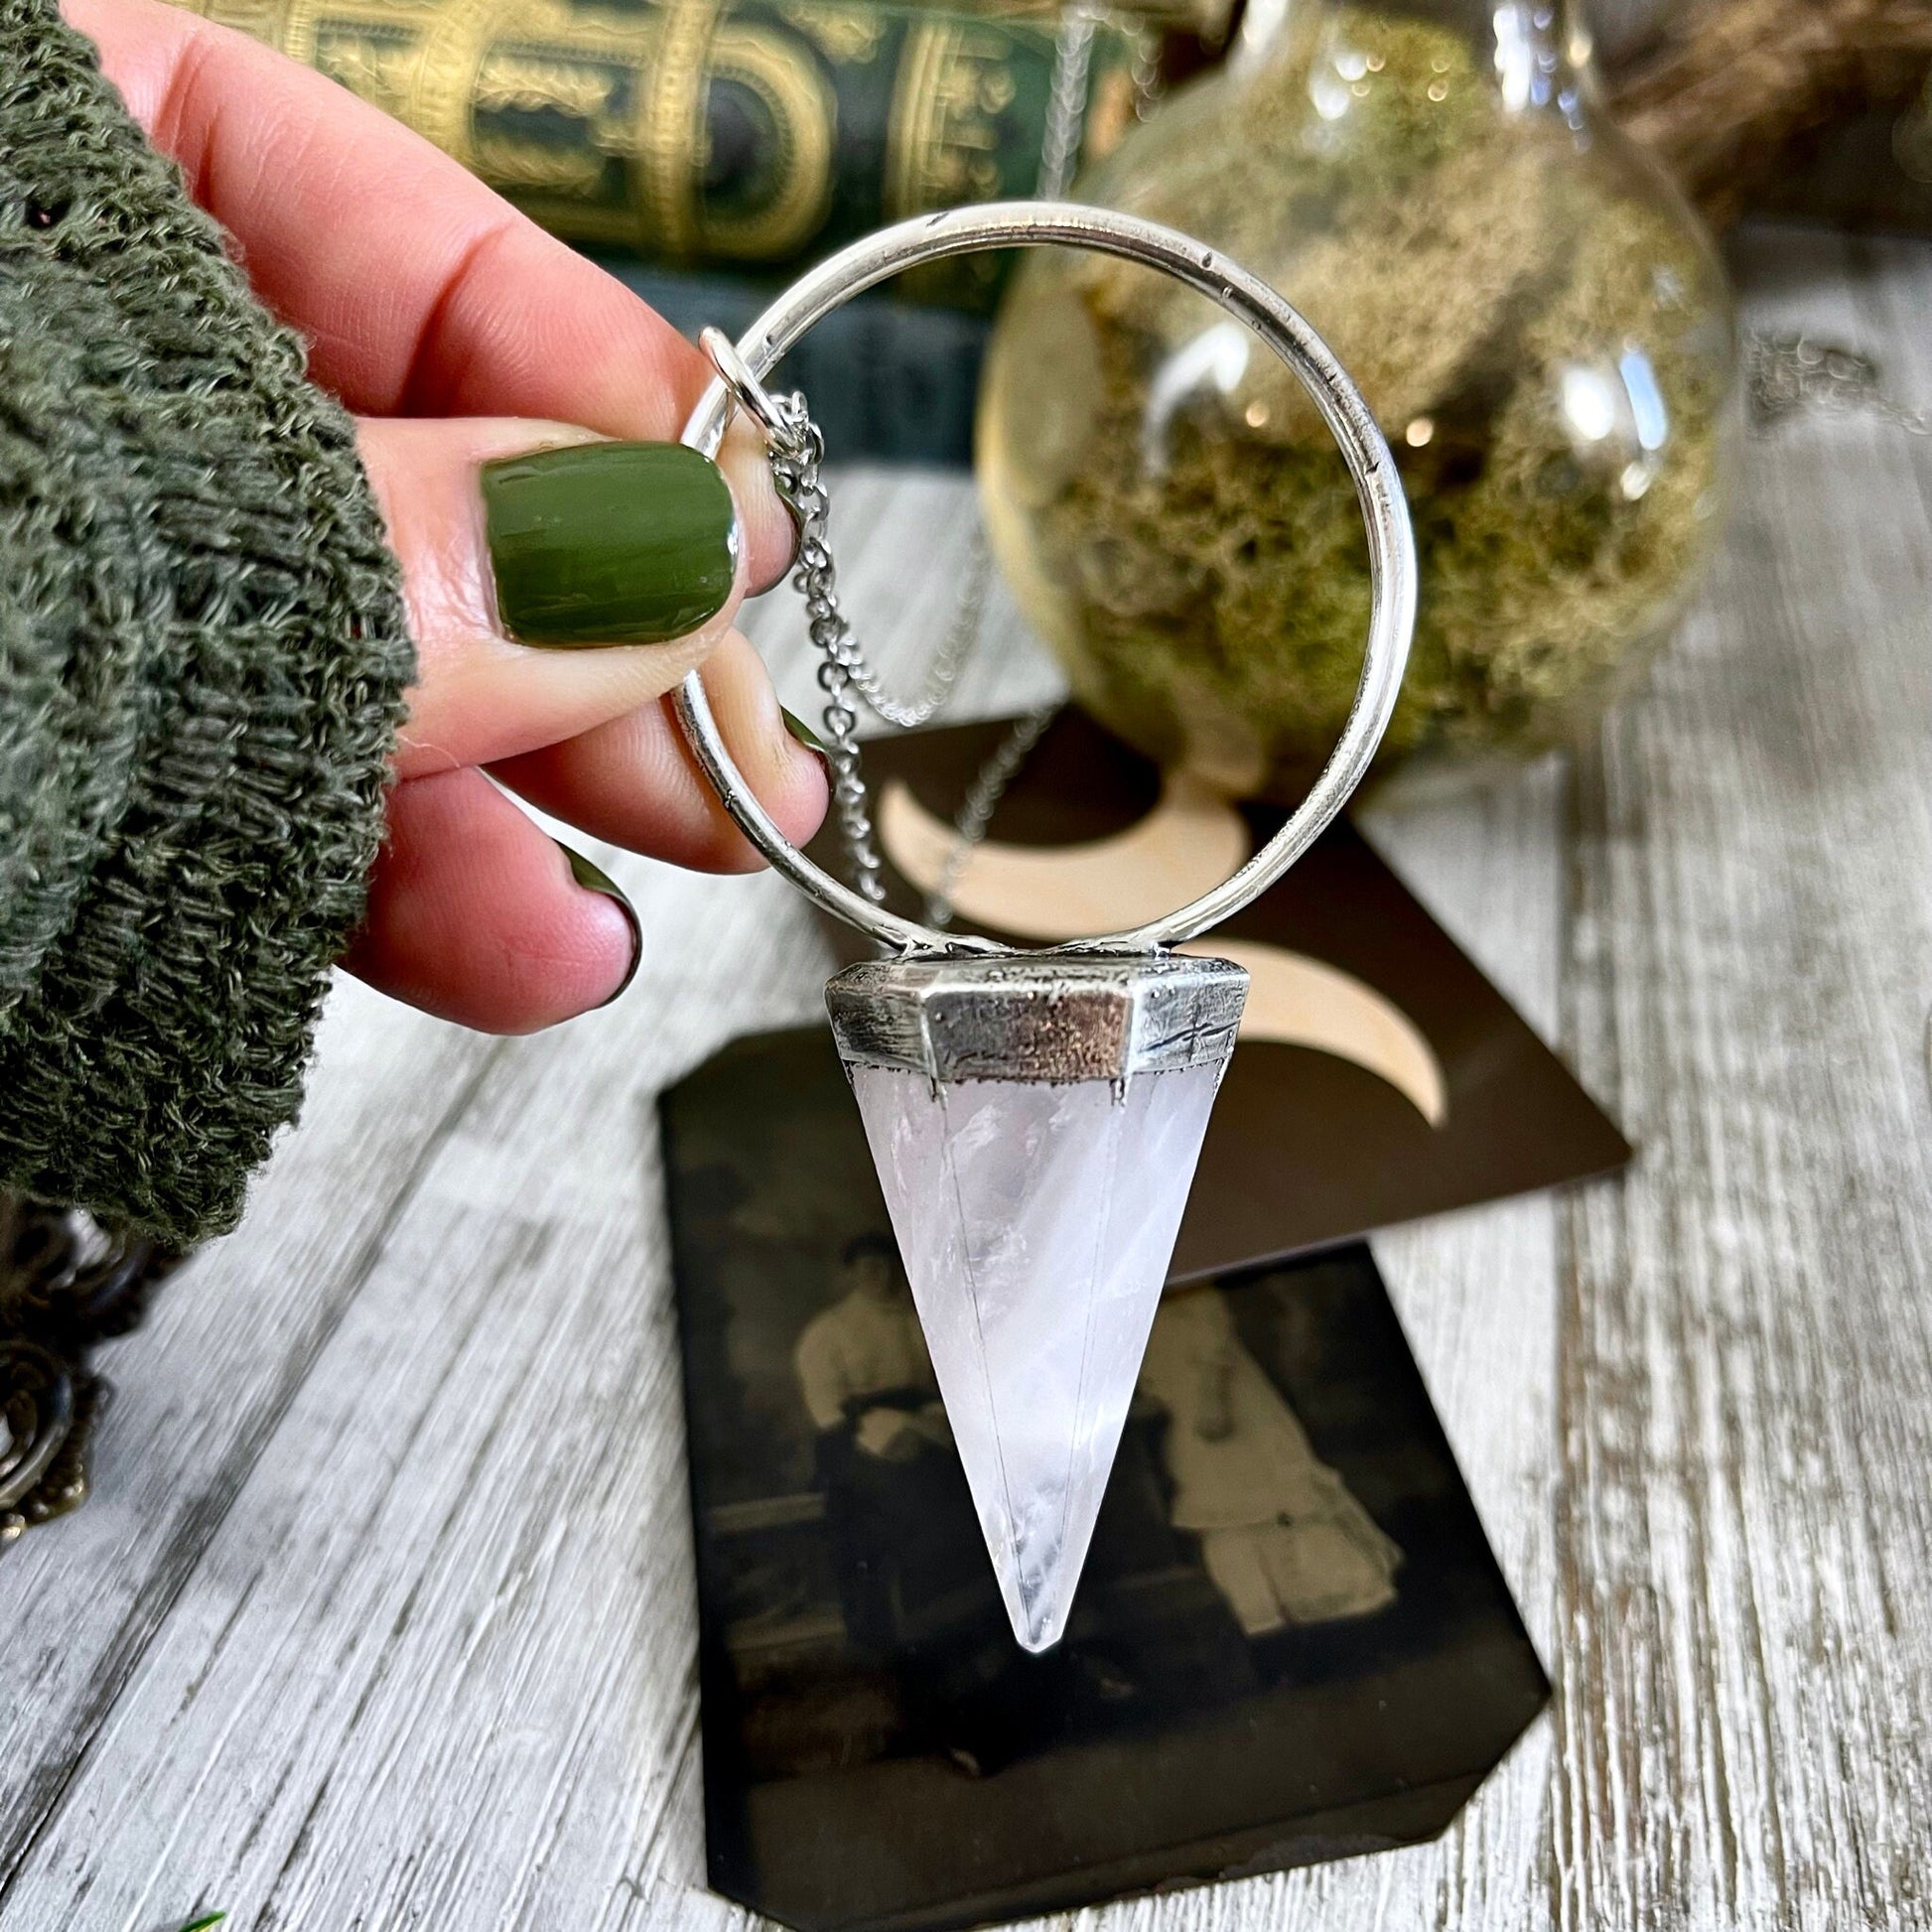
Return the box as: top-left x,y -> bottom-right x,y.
980,6 -> 1732,794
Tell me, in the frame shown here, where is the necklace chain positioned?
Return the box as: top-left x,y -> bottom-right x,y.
1744,329 -> 1931,437
768,396 -> 891,903
923,702 -> 1057,929
768,401 -> 1008,908
767,0 -> 1141,914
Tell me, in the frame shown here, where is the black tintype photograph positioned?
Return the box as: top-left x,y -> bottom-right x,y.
660,1030 -> 1549,1932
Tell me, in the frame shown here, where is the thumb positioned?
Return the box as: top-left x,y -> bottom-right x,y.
358,414 -> 793,780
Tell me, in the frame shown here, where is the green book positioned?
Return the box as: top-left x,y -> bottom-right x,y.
592,255 -> 988,463
179,0 -> 1156,310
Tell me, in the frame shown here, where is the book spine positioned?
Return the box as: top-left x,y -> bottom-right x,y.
594,256 -> 987,464
176,0 -> 1155,311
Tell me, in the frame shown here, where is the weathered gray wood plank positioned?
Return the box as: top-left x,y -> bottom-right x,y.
0,988 -> 496,1887
1150,753 -> 1571,1932
0,885 -> 827,1929
1555,224 -> 1932,1932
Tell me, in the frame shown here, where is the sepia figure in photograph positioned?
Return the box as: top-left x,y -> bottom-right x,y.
792,1231 -> 974,1649
1139,1284 -> 1403,1671
795,1231 -> 1060,1772
795,1230 -> 950,1463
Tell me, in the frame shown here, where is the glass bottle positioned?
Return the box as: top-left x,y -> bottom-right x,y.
977,0 -> 1735,795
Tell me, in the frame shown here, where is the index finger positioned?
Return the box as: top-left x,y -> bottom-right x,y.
68,0 -> 706,435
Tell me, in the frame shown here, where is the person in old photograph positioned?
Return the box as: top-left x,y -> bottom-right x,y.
792,1236 -> 991,1705
793,1232 -> 1080,1773
1139,1285 -> 1402,1669
793,1230 -> 965,1654
794,1231 -> 952,1466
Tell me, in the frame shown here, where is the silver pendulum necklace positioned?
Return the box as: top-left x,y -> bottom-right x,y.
679,203 -> 1418,1653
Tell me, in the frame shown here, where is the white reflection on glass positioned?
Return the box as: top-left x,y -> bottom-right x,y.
1141,322 -> 1252,475
1309,64 -> 1352,120
1560,364 -> 1618,444
1560,353 -> 1671,498
1616,347 -> 1669,498
1618,347 -> 1669,452
1492,4 -> 1534,109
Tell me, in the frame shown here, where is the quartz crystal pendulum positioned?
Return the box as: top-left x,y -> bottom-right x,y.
827,953 -> 1247,1650
676,203 -> 1417,1653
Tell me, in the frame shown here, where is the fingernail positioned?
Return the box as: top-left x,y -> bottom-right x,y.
556,840 -> 642,1006
781,707 -> 829,759
483,442 -> 739,647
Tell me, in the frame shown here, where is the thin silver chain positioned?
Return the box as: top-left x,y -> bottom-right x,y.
923,702 -> 1058,928
776,0 -> 1124,907
1037,4 -> 1099,203
849,535 -> 989,730
1744,329 -> 1931,437
911,3 -> 1119,917
769,395 -> 890,901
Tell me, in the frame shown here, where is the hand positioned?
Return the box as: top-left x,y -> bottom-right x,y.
1195,1397 -> 1234,1443
69,0 -> 827,1033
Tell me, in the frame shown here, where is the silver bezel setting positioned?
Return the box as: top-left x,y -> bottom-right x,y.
826,952 -> 1250,1085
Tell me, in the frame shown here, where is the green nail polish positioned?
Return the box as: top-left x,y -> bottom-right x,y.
483,442 -> 739,647
781,707 -> 829,758
556,841 -> 642,1005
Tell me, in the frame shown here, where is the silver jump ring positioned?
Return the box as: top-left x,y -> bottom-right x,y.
676,200 -> 1418,958
697,326 -> 807,458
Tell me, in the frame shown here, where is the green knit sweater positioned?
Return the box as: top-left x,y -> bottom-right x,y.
0,0 -> 415,1245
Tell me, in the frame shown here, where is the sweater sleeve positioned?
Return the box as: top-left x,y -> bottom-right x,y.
0,0 -> 416,1245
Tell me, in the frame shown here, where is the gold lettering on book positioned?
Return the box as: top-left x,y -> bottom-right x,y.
472,51 -> 619,120
885,19 -> 1031,215
776,0 -> 886,67
978,66 -> 1016,113
314,21 -> 426,120
192,0 -> 305,52
637,0 -> 724,256
169,0 -> 1109,293
398,0 -> 510,170
468,46 -> 621,196
700,23 -> 838,259
884,17 -> 951,218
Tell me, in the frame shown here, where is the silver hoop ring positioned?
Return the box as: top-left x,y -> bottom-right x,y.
676,200 -> 1417,957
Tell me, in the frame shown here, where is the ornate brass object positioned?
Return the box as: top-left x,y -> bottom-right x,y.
0,1194 -> 181,1546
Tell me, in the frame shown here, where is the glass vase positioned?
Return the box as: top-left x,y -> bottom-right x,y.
977,0 -> 1736,795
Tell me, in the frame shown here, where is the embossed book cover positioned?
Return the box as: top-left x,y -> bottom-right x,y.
170,0 -> 1154,306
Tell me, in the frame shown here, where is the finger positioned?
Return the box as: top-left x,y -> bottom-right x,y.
342,766 -> 639,1032
492,632 -> 829,874
66,0 -> 792,589
360,416 -> 792,780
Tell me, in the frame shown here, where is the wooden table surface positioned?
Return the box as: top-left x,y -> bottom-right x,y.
4,223 -> 1930,1932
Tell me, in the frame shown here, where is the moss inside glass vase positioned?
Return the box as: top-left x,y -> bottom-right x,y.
976,1 -> 1735,796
